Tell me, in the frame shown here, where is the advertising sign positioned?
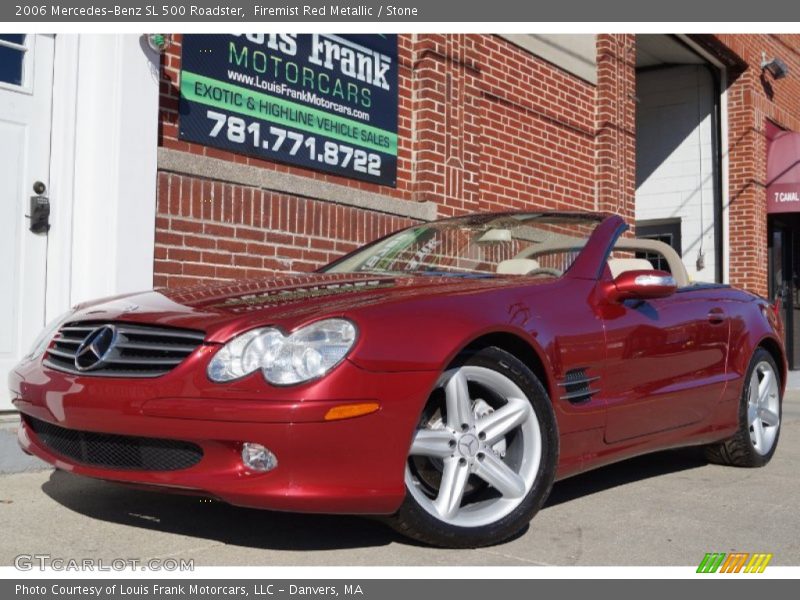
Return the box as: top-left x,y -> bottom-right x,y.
179,34 -> 398,186
767,132 -> 800,214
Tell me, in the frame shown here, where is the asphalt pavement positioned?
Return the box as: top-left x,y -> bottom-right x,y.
1,393 -> 798,566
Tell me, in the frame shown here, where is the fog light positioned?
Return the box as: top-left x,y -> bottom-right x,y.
241,443 -> 277,472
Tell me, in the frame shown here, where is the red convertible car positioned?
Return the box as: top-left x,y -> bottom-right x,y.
10,212 -> 785,547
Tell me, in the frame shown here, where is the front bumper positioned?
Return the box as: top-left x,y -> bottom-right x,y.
10,352 -> 438,515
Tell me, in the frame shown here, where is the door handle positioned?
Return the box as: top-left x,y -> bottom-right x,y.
707,307 -> 726,324
26,181 -> 50,234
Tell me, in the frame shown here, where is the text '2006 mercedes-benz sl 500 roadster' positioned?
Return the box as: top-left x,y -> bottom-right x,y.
10,212 -> 785,547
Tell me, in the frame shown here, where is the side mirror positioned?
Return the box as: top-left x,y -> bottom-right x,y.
607,269 -> 677,303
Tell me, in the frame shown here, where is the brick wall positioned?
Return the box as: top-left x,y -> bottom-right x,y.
595,35 -> 636,224
711,35 -> 800,296
154,33 -> 636,287
154,173 -> 414,287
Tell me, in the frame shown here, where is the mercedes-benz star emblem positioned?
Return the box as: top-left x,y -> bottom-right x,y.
74,325 -> 118,371
457,434 -> 480,458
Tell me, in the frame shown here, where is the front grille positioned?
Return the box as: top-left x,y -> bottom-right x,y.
43,321 -> 205,378
24,416 -> 203,471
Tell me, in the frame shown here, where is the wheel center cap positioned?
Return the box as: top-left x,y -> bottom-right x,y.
457,433 -> 480,458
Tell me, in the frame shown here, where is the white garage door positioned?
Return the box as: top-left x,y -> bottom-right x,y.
0,35 -> 54,410
636,65 -> 718,283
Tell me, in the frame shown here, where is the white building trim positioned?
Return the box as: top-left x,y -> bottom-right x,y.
47,34 -> 79,321
677,35 -> 731,285
47,34 -> 160,317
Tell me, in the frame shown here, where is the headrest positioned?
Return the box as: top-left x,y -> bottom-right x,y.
607,257 -> 654,278
496,258 -> 541,275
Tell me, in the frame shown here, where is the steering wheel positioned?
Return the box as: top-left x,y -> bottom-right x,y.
526,267 -> 562,277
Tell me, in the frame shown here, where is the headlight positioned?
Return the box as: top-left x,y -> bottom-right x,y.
207,318 -> 357,385
25,309 -> 75,360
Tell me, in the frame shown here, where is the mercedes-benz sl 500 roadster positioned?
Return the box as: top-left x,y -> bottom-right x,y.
10,212 -> 785,547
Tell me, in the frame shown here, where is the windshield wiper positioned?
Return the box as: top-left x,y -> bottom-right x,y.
414,271 -> 495,279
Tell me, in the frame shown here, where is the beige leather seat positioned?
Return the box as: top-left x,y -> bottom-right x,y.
607,257 -> 654,278
496,258 -> 540,275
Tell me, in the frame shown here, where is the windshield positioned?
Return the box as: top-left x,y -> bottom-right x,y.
322,213 -> 604,278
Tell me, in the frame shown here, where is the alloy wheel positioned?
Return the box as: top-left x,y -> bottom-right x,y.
405,365 -> 541,527
747,361 -> 780,455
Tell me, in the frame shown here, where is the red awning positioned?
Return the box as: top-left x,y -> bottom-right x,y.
768,132 -> 800,214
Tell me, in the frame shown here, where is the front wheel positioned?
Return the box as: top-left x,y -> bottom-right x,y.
388,347 -> 558,548
705,348 -> 782,468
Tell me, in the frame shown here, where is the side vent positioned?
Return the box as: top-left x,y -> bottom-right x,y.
558,368 -> 600,404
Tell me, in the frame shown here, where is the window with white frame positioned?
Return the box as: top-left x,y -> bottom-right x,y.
0,34 -> 29,89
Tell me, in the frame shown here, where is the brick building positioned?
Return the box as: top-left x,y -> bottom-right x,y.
1,32 -> 800,410
155,34 -> 619,288
154,33 -> 800,364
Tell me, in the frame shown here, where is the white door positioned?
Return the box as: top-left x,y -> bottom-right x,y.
636,65 -> 719,283
0,34 -> 55,410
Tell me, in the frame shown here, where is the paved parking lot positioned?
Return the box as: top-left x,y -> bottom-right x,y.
1,393 -> 798,567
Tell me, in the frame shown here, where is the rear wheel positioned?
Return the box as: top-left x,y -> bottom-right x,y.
388,347 -> 558,548
705,348 -> 782,467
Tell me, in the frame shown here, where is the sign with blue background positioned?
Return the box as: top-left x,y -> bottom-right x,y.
179,34 -> 398,187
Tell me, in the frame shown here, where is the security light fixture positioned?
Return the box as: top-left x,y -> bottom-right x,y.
761,52 -> 789,80
145,34 -> 171,53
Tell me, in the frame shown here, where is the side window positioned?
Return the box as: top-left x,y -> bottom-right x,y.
635,218 -> 682,274
0,34 -> 28,88
634,247 -> 670,274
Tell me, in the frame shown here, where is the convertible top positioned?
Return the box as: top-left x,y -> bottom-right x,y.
513,235 -> 691,287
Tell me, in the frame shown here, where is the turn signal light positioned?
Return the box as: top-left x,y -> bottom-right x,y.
324,402 -> 380,421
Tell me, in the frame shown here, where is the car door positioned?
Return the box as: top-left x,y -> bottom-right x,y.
599,287 -> 731,443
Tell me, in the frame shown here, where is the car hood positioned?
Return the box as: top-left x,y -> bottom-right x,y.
69,272 -> 524,342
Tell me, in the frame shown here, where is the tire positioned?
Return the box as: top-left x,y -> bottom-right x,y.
705,348 -> 782,468
388,346 -> 558,548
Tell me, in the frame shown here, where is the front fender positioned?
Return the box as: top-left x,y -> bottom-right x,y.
727,298 -> 787,396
